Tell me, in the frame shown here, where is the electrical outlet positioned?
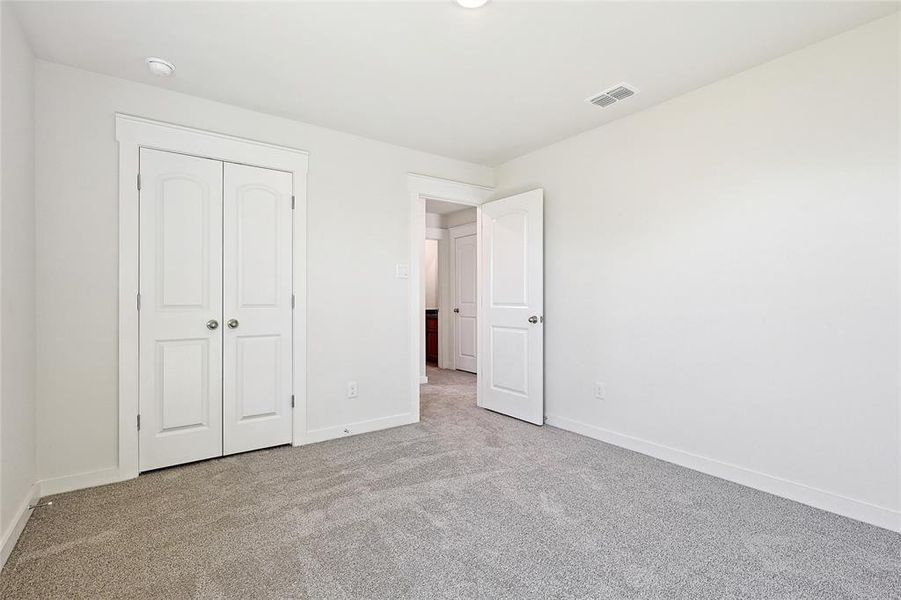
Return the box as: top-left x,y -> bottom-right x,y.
347,381 -> 358,399
594,382 -> 606,400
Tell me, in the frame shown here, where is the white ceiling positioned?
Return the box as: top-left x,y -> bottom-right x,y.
12,1 -> 897,166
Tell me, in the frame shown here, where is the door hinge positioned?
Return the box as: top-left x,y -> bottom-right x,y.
291,195 -> 295,210
136,293 -> 141,311
136,173 -> 142,191
291,294 -> 295,309
291,395 -> 295,408
137,414 -> 141,430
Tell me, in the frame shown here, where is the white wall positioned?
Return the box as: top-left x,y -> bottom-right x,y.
496,15 -> 900,530
444,207 -> 476,229
425,212 -> 443,229
33,61 -> 492,484
425,207 -> 477,230
0,3 -> 37,553
424,240 -> 438,310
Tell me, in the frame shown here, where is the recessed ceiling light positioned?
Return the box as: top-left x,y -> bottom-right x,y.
456,0 -> 490,8
145,57 -> 175,77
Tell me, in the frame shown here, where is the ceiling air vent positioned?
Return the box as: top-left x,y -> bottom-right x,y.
588,94 -> 617,108
586,83 -> 638,108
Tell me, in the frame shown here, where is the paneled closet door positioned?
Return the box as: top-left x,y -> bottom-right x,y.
139,149 -> 224,471
222,163 -> 294,455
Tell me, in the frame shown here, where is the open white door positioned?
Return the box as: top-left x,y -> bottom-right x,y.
478,189 -> 544,425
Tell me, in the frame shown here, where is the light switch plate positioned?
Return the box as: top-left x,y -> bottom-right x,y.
395,264 -> 410,279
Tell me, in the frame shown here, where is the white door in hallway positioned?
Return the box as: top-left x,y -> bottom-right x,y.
452,224 -> 478,373
139,149 -> 224,471
222,163 -> 294,455
478,189 -> 544,425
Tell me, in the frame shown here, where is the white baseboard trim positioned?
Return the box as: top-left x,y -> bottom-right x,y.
35,413 -> 421,495
295,412 -> 417,446
38,467 -> 123,497
545,414 -> 901,533
420,376 -> 428,384
0,483 -> 40,569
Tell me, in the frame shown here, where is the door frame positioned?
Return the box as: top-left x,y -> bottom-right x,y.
116,114 -> 308,481
408,174 -> 493,420
448,222 -> 478,372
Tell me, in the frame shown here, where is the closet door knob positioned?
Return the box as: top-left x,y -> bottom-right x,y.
206,320 -> 219,330
227,319 -> 239,329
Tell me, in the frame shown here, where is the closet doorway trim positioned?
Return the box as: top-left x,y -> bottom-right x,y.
116,114 -> 309,482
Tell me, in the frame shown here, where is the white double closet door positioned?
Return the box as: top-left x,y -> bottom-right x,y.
139,148 -> 294,471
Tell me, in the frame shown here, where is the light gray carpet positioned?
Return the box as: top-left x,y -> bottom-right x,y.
1,366 -> 899,599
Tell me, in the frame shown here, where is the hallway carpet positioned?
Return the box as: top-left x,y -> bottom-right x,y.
1,367 -> 898,599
